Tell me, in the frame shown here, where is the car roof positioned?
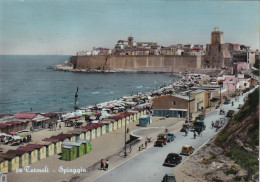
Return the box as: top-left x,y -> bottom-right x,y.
183,145 -> 191,147
168,153 -> 179,156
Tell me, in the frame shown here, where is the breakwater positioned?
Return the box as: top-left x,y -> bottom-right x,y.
70,55 -> 201,73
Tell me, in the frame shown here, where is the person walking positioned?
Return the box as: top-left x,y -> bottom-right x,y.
105,160 -> 109,171
185,129 -> 188,136
193,131 -> 196,139
100,159 -> 104,170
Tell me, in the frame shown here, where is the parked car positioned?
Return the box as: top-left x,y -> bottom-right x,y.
166,133 -> 175,142
163,153 -> 182,167
161,173 -> 177,182
157,134 -> 167,144
237,104 -> 242,109
154,140 -> 164,147
224,99 -> 231,104
180,145 -> 194,156
226,110 -> 235,117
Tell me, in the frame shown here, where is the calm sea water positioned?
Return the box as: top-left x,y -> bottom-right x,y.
0,55 -> 179,114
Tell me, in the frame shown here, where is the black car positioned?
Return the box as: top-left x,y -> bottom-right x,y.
163,153 -> 182,167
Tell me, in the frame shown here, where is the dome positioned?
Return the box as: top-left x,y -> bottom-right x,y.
214,27 -> 220,31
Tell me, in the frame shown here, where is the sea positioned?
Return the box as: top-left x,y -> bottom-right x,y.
0,55 -> 180,114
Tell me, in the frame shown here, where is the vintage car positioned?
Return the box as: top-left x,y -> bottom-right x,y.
161,173 -> 176,182
154,140 -> 164,147
224,99 -> 231,104
226,110 -> 235,117
163,153 -> 182,167
166,133 -> 175,142
180,145 -> 194,156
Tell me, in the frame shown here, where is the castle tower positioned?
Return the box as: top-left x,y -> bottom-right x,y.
211,27 -> 224,45
128,36 -> 133,47
202,27 -> 231,68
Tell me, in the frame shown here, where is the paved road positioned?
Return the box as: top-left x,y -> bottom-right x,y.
93,87 -> 258,182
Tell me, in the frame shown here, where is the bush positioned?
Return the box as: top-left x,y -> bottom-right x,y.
224,168 -> 238,175
217,129 -> 230,144
210,153 -> 217,159
227,146 -> 259,174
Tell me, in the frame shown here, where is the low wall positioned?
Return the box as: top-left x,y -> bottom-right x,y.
72,55 -> 200,72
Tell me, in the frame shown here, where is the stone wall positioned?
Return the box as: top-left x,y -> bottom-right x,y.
71,55 -> 199,72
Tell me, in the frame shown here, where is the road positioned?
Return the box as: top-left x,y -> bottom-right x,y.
93,87 -> 258,182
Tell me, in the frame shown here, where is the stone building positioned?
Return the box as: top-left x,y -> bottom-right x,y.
202,27 -> 232,68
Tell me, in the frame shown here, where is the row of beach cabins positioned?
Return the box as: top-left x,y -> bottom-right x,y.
0,109 -> 147,173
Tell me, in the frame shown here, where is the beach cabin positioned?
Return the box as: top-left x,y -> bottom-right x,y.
6,150 -> 29,168
36,141 -> 55,159
139,115 -> 150,127
117,119 -> 122,128
101,124 -> 106,135
43,138 -> 62,154
63,141 -> 84,157
39,141 -> 54,157
61,145 -> 77,161
0,157 -> 8,173
16,146 -> 36,164
77,139 -> 92,154
55,133 -> 75,142
26,144 -> 46,160
62,141 -> 84,159
100,119 -> 114,133
0,153 -> 19,172
81,125 -> 94,140
68,129 -> 84,141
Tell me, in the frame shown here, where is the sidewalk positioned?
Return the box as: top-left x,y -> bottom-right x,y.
7,117 -> 184,182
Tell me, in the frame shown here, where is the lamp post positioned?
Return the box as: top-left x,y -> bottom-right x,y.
124,112 -> 127,158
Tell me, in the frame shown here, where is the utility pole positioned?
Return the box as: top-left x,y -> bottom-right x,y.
219,84 -> 222,105
188,90 -> 190,122
124,113 -> 127,158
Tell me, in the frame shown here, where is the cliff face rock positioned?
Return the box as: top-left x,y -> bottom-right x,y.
173,88 -> 259,182
215,88 -> 259,155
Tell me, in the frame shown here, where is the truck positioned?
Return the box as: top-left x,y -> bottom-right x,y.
154,133 -> 167,147
193,120 -> 206,132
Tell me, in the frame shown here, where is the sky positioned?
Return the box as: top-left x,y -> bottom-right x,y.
0,0 -> 259,55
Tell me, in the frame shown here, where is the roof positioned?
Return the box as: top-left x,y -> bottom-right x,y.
14,112 -> 38,119
42,138 -> 60,143
0,153 -> 17,160
42,113 -> 57,117
173,94 -> 195,101
7,150 -> 26,156
17,146 -> 35,152
77,139 -> 90,144
62,141 -> 82,147
26,144 -> 42,149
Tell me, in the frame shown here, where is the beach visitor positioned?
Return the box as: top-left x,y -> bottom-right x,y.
100,159 -> 104,170
105,160 -> 109,171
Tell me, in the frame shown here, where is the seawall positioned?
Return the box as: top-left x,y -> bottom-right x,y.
70,55 -> 201,73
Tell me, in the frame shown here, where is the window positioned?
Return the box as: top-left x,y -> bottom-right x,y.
173,101 -> 176,105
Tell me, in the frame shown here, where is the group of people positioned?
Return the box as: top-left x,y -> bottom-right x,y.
100,159 -> 109,171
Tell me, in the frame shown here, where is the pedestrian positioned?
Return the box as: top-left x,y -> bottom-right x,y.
100,159 -> 104,170
59,124 -> 61,130
129,145 -> 132,153
211,121 -> 214,128
185,129 -> 188,136
105,160 -> 109,171
193,131 -> 196,139
197,130 -> 201,137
